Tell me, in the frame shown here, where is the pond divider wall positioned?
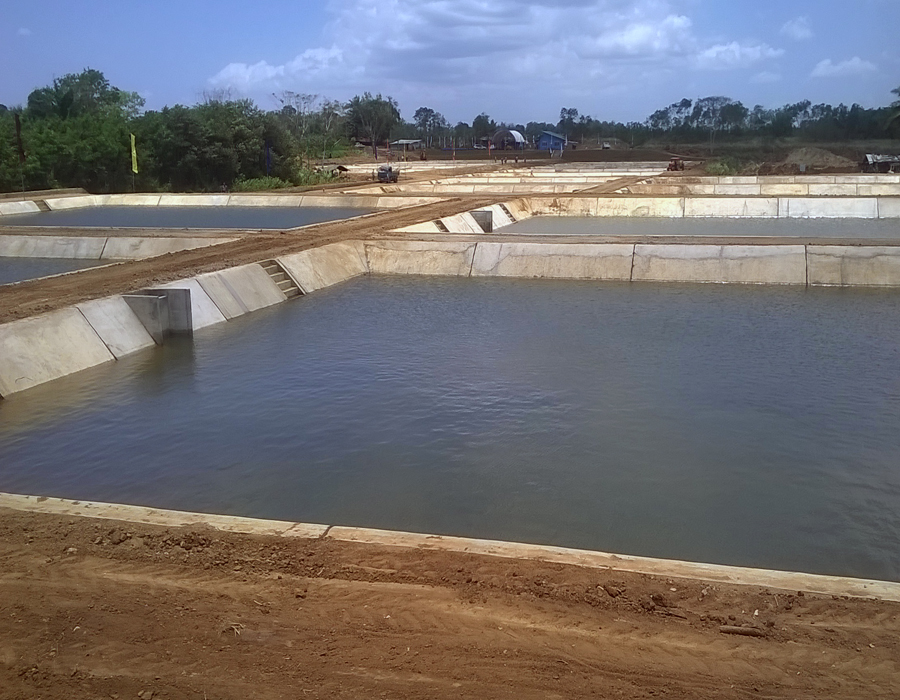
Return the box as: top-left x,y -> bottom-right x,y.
0,193 -> 442,215
5,237 -> 900,397
1,491 -> 898,601
0,234 -> 238,259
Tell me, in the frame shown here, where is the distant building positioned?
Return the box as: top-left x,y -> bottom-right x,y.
537,131 -> 566,151
390,139 -> 423,150
490,128 -> 526,150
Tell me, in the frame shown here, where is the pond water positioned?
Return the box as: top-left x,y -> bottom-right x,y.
0,206 -> 374,230
0,257 -> 105,285
1,276 -> 899,581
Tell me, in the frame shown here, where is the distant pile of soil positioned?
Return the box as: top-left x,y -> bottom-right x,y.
761,147 -> 857,175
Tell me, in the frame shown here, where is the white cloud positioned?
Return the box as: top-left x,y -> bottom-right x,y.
205,1 -> 796,120
811,56 -> 877,78
695,42 -> 784,70
578,14 -> 694,57
210,46 -> 350,92
751,71 -> 781,84
780,17 -> 812,41
17,27 -> 32,37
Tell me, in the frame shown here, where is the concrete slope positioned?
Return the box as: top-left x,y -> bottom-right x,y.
155,279 -> 227,330
365,241 -> 477,276
101,236 -> 237,260
196,264 -> 287,319
0,235 -> 107,259
473,242 -> 634,280
0,201 -> 41,216
633,244 -> 807,285
808,246 -> 900,286
0,308 -> 115,396
277,242 -> 368,293
76,296 -> 158,359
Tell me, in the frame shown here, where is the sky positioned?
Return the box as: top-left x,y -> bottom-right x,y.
2,0 -> 898,125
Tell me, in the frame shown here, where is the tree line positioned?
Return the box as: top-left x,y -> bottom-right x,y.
1,69 -> 898,193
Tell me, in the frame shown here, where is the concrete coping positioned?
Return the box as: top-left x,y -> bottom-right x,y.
1,492 -> 898,602
30,193 -> 443,213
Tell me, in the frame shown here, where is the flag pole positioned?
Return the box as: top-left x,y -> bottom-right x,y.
130,133 -> 139,192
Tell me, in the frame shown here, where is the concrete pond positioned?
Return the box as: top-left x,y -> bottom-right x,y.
0,205 -> 376,230
2,171 -> 900,591
1,275 -> 899,582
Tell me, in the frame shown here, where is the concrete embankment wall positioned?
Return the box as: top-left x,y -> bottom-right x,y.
516,196 -> 900,219
0,261 -> 289,397
5,237 -> 900,396
394,194 -> 900,236
626,175 -> 900,197
361,239 -> 900,287
19,193 -> 439,213
3,491 -> 898,601
0,234 -> 237,260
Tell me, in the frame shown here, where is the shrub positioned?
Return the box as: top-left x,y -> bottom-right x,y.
231,176 -> 292,192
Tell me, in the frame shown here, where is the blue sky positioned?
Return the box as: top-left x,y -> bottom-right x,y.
3,1 -> 898,124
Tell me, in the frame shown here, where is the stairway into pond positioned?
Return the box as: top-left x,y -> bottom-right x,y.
261,260 -> 302,298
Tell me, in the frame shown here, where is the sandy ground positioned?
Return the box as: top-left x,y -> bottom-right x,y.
1,508 -> 898,700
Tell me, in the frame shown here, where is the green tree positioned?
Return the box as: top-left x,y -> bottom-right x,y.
345,93 -> 400,159
27,68 -> 143,120
887,86 -> 900,130
472,113 -> 496,140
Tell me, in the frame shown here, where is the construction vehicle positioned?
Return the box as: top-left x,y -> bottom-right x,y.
376,164 -> 400,183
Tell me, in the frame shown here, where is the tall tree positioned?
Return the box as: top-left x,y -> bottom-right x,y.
345,93 -> 400,159
27,68 -> 143,120
472,113 -> 496,140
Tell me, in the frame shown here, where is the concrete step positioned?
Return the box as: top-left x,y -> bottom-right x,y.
260,259 -> 302,300
498,203 -> 516,222
34,200 -> 51,212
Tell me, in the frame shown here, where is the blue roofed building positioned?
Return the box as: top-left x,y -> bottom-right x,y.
537,131 -> 566,151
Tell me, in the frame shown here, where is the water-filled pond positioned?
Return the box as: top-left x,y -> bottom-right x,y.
1,276 -> 898,580
500,216 -> 900,239
0,257 -> 105,285
0,206 -> 374,230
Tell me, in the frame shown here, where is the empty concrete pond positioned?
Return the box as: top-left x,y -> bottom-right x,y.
1,276 -> 899,581
501,217 -> 900,239
0,206 -> 374,229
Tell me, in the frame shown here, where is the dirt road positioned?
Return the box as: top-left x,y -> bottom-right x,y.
1,508 -> 897,699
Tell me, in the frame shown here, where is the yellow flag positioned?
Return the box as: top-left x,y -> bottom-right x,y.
131,134 -> 138,174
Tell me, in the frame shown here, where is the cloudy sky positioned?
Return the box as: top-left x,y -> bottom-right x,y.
3,0 -> 898,124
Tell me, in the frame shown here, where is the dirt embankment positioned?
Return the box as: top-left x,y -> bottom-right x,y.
759,147 -> 859,175
0,197 -> 499,325
1,508 -> 898,700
